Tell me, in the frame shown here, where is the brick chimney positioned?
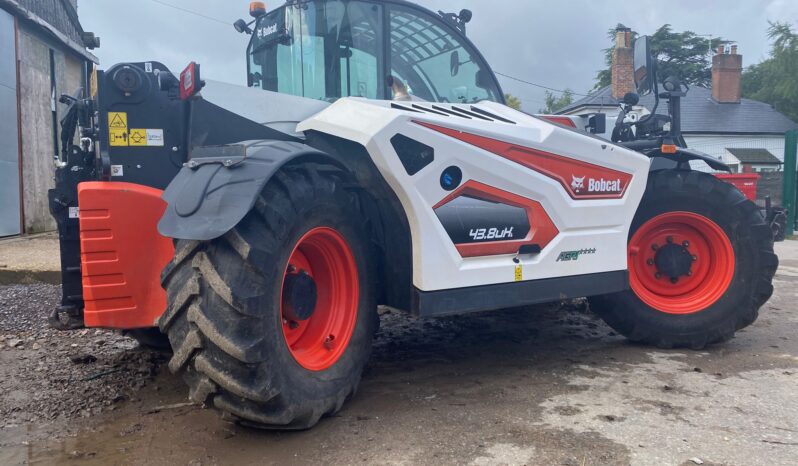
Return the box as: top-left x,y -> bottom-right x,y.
611,27 -> 635,99
711,45 -> 742,103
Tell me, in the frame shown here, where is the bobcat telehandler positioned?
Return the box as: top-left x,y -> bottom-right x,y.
49,0 -> 777,429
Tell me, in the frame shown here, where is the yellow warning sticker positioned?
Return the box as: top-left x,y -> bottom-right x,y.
109,112 -> 127,129
129,129 -> 147,146
129,129 -> 165,147
108,112 -> 128,146
109,129 -> 128,146
514,264 -> 523,282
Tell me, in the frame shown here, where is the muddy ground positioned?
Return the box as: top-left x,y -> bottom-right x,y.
0,241 -> 796,466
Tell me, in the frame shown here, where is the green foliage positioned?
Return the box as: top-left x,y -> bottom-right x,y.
504,93 -> 522,111
594,24 -> 726,89
742,22 -> 798,123
539,90 -> 573,114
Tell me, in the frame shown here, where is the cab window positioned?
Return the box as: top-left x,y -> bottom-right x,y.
248,1 -> 384,101
388,6 -> 501,103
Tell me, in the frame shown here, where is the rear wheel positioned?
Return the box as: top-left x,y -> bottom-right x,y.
159,165 -> 377,429
589,170 -> 777,349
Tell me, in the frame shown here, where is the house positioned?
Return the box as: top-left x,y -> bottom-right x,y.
557,29 -> 798,174
0,0 -> 98,237
725,148 -> 782,173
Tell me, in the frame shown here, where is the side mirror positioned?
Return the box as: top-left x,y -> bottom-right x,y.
633,36 -> 655,96
450,50 -> 460,77
475,69 -> 491,89
588,113 -> 606,134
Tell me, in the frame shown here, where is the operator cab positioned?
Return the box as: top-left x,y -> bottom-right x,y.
244,0 -> 504,104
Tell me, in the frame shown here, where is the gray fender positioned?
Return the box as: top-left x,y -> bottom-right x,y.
158,140 -> 328,241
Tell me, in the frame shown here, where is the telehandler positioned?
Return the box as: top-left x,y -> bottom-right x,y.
49,0 -> 776,428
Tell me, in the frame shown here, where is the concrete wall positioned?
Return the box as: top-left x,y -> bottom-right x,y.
17,24 -> 85,233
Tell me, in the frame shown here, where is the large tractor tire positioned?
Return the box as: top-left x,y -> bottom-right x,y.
158,165 -> 378,429
589,170 -> 778,349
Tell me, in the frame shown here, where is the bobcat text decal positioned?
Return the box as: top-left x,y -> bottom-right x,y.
571,176 -> 623,195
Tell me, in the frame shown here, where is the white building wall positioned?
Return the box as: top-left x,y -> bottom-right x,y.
685,134 -> 787,173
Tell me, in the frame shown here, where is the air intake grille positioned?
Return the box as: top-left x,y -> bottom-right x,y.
391,103 -> 516,124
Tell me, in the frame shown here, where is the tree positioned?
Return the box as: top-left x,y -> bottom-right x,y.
594,24 -> 727,89
539,90 -> 573,114
504,93 -> 522,111
743,22 -> 798,123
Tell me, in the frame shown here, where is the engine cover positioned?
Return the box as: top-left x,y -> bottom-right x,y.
298,99 -> 652,291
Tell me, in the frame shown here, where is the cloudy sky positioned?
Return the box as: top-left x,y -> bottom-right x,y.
78,0 -> 798,111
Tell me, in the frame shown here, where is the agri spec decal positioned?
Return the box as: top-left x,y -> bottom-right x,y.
556,248 -> 597,262
571,176 -> 624,195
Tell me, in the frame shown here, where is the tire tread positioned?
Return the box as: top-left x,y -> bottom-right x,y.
159,165 -> 375,429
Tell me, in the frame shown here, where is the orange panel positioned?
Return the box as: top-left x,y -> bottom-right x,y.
434,181 -> 559,258
78,182 -> 175,329
416,121 -> 633,200
540,115 -> 578,128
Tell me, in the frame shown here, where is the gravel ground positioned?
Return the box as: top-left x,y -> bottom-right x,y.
0,241 -> 796,466
0,284 -> 166,427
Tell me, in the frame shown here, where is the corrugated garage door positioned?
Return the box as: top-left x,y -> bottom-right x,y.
0,9 -> 21,236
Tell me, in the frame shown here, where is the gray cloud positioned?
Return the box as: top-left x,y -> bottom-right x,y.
79,0 -> 795,111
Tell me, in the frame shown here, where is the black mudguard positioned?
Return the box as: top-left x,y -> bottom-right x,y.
660,147 -> 731,172
158,140 -> 328,241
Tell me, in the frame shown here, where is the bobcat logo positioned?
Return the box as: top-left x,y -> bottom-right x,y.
571,175 -> 586,193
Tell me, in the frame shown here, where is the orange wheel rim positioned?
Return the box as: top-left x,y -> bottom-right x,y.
628,212 -> 735,315
281,227 -> 359,371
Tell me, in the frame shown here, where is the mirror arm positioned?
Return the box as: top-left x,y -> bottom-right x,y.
634,79 -> 659,126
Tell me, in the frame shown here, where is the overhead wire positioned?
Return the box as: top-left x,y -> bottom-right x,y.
494,71 -> 593,97
148,0 -> 232,26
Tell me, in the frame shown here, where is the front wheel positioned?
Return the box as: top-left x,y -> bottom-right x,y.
159,165 -> 378,429
589,170 -> 778,349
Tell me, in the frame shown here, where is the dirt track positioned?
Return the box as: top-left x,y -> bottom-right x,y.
0,241 -> 796,466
